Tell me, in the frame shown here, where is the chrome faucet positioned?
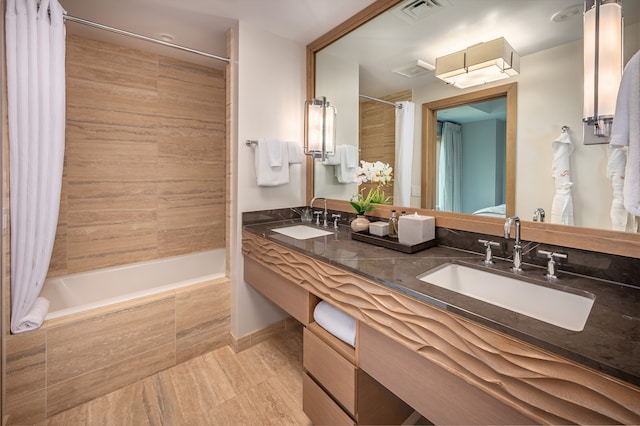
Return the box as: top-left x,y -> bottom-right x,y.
504,216 -> 523,272
309,197 -> 328,227
533,208 -> 545,222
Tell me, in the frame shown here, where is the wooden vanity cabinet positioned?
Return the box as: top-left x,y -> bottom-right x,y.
243,256 -> 412,424
359,323 -> 535,425
303,322 -> 413,425
244,256 -> 319,325
242,231 -> 640,425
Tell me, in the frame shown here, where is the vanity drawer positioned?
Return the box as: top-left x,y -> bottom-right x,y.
244,257 -> 318,325
303,373 -> 355,425
303,326 -> 356,414
359,323 -> 535,425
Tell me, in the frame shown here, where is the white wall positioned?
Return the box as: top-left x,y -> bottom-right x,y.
231,21 -> 307,338
314,51 -> 359,200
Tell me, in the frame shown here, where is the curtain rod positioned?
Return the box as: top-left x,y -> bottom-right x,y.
359,94 -> 402,109
63,14 -> 230,63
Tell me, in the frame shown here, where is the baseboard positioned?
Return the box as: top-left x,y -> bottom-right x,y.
230,316 -> 299,353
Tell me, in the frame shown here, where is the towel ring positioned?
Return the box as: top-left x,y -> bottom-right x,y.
561,125 -> 569,133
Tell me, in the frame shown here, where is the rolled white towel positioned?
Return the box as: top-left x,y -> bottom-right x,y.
13,297 -> 50,334
313,301 -> 356,347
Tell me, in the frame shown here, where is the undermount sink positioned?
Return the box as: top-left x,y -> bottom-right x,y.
272,225 -> 333,240
417,263 -> 594,332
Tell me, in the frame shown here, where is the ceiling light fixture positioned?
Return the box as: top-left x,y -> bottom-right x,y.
434,37 -> 520,89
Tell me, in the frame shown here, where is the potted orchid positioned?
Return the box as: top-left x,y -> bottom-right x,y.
349,161 -> 393,231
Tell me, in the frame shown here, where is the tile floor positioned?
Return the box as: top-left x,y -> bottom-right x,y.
33,328 -> 311,426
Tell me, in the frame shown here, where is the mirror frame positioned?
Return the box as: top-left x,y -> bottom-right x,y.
306,0 -> 640,259
422,83 -> 516,215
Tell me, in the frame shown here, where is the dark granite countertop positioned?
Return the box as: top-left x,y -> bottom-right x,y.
242,214 -> 640,388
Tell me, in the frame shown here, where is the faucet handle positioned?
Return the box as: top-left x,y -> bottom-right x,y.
538,250 -> 568,280
478,239 -> 500,265
313,211 -> 323,226
331,214 -> 341,229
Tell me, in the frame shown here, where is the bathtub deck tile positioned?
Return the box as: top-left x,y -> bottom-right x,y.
46,341 -> 176,418
5,328 -> 46,401
142,355 -> 227,424
5,388 -> 47,425
176,280 -> 231,364
47,297 -> 175,385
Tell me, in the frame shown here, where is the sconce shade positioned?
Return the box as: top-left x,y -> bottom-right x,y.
583,0 -> 622,138
305,97 -> 336,160
435,37 -> 520,89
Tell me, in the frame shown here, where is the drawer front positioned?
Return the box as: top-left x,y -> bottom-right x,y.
303,327 -> 356,414
243,257 -> 313,325
303,373 -> 355,426
359,323 -> 535,425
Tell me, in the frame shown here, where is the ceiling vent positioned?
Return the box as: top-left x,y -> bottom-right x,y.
392,0 -> 450,24
392,60 -> 435,78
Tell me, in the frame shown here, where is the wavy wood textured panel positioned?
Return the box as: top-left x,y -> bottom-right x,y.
242,231 -> 640,424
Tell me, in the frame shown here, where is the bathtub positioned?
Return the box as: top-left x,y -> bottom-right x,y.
41,248 -> 226,320
13,248 -> 230,419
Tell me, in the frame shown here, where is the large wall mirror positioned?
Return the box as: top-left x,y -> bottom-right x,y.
307,0 -> 639,257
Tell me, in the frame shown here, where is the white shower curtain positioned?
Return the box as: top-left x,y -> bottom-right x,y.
6,0 -> 66,333
438,122 -> 462,212
394,101 -> 415,206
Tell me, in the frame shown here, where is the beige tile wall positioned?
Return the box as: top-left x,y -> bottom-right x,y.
5,278 -> 230,424
48,34 -> 226,277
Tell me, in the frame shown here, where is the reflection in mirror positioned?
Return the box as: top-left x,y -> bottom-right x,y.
423,83 -> 516,218
434,97 -> 506,216
312,0 -> 639,233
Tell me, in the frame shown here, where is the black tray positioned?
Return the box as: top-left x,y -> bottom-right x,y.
351,231 -> 437,254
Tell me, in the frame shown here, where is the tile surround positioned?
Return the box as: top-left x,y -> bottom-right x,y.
4,278 -> 230,424
49,34 -> 226,277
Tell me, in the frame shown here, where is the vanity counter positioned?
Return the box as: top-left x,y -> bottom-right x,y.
242,217 -> 640,388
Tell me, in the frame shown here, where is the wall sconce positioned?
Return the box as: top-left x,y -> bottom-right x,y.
435,37 -> 520,89
304,96 -> 336,161
583,0 -> 623,144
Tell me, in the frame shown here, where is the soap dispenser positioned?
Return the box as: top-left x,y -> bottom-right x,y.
388,210 -> 398,239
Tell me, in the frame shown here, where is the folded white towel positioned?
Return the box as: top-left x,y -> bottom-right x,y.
287,141 -> 305,164
263,138 -> 284,168
610,50 -> 640,217
255,140 -> 289,186
13,297 -> 50,334
322,151 -> 341,166
313,301 -> 356,347
344,144 -> 358,168
335,145 -> 358,184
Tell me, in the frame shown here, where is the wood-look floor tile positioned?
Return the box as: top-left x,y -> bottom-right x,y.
242,379 -> 307,426
142,355 -> 225,425
197,392 -> 263,426
36,329 -> 308,426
